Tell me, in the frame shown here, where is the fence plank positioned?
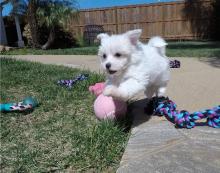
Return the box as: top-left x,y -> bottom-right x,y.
68,0 -> 214,40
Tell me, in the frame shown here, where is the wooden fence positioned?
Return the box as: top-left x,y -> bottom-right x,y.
68,0 -> 215,41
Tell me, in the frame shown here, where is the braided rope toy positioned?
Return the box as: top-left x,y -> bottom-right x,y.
153,97 -> 220,128
0,97 -> 38,112
57,74 -> 89,88
169,60 -> 180,68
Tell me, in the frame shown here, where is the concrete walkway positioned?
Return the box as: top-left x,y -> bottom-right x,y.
4,55 -> 102,73
2,55 -> 220,172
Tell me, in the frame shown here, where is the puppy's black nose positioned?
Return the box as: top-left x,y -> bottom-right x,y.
106,63 -> 111,69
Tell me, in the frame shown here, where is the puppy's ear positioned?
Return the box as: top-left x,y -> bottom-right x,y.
125,29 -> 142,45
97,33 -> 109,41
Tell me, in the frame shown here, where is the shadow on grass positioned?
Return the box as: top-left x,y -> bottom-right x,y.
213,50 -> 220,58
168,42 -> 220,49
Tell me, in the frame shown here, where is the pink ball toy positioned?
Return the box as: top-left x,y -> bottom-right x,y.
94,94 -> 127,120
89,82 -> 105,96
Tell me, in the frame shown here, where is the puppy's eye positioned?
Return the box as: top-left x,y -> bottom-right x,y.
115,53 -> 121,57
103,54 -> 107,59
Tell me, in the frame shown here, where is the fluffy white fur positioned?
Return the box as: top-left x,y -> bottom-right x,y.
97,29 -> 170,101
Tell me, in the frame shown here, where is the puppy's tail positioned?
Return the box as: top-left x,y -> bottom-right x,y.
148,36 -> 167,56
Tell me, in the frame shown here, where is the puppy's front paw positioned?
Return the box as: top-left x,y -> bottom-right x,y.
103,86 -> 117,97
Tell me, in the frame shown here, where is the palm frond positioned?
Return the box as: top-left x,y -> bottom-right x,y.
37,0 -> 78,28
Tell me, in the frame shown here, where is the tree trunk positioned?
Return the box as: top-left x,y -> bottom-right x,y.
0,5 -> 8,45
41,27 -> 55,50
27,0 -> 39,48
14,15 -> 24,47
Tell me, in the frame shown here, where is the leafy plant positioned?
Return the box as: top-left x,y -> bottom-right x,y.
36,0 -> 78,49
75,33 -> 87,47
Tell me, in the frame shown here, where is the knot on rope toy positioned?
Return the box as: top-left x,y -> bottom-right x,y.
153,97 -> 220,128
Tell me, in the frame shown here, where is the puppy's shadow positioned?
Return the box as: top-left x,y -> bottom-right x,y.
127,98 -> 153,128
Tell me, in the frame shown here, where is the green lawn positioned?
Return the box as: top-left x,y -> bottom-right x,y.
167,41 -> 220,57
0,58 -> 130,172
1,46 -> 98,56
1,41 -> 220,57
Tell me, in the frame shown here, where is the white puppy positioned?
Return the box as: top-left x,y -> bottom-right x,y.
97,29 -> 170,101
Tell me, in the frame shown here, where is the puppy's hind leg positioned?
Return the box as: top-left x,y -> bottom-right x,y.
145,85 -> 157,99
156,86 -> 167,97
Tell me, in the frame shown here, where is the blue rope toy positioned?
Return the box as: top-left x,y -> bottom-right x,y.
57,74 -> 89,88
153,97 -> 220,128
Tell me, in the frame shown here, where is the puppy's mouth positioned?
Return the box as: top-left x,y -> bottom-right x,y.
108,70 -> 117,75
